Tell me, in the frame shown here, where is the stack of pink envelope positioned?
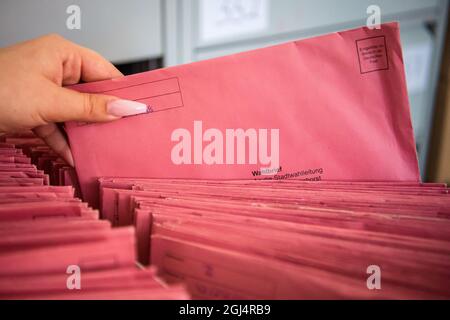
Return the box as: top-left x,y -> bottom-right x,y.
0,135 -> 189,300
97,177 -> 450,299
1,131 -> 81,196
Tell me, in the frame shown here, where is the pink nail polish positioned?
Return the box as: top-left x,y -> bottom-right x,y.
107,100 -> 149,117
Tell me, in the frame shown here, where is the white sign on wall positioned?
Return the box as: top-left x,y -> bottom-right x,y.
199,0 -> 269,43
403,43 -> 433,95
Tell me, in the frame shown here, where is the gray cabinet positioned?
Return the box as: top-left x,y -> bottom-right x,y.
0,0 -> 162,63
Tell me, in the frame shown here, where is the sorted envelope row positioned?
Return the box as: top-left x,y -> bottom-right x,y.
98,178 -> 450,299
0,135 -> 189,300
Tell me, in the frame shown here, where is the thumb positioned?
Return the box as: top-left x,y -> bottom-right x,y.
42,85 -> 149,123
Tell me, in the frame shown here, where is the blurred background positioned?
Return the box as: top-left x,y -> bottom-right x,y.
0,0 -> 449,182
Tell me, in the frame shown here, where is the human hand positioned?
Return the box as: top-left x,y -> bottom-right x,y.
0,34 -> 148,166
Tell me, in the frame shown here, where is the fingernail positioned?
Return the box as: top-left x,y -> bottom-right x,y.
63,148 -> 75,167
106,99 -> 149,117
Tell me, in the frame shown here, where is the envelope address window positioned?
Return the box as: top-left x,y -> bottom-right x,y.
102,77 -> 184,112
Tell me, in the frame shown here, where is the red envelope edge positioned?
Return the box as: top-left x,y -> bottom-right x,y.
65,22 -> 419,208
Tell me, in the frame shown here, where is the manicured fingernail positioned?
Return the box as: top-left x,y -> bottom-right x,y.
106,99 -> 149,117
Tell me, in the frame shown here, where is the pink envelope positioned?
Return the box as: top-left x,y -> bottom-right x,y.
0,268 -> 159,298
66,22 -> 419,207
0,227 -> 136,277
150,235 -> 438,299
